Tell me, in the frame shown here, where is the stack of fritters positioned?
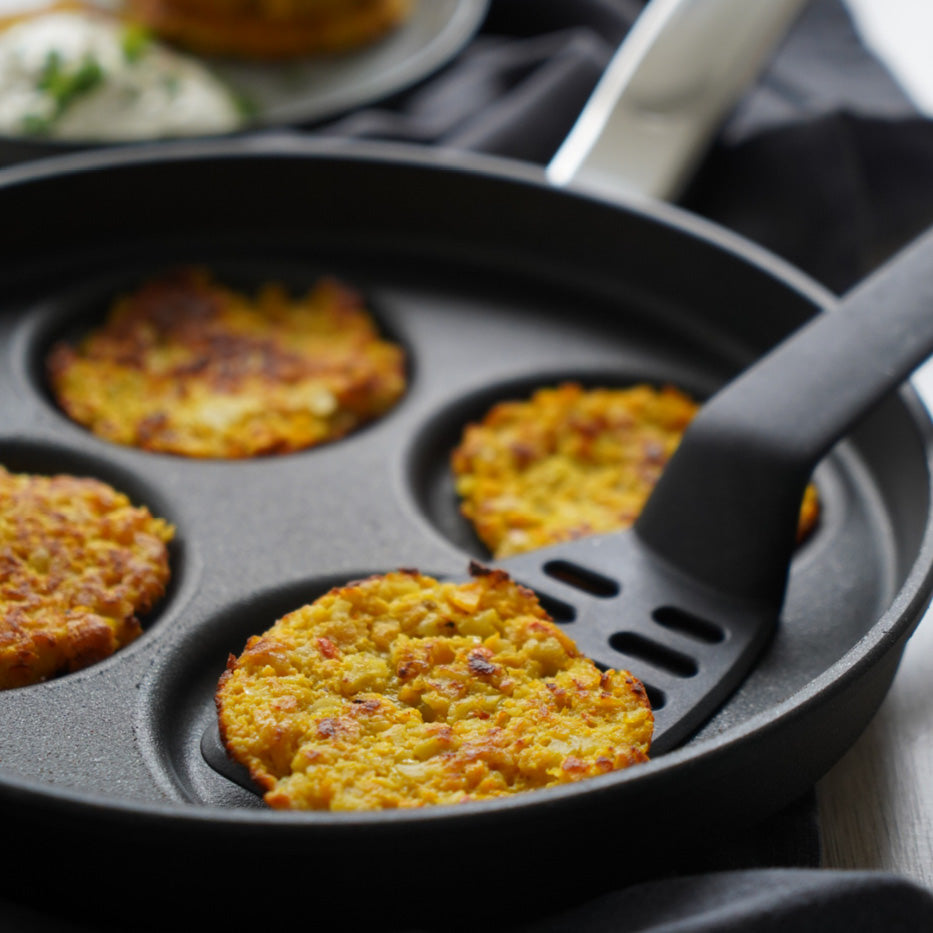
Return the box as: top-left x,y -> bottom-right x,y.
47,268 -> 407,458
216,566 -> 653,809
452,382 -> 820,558
124,0 -> 415,59
0,466 -> 174,688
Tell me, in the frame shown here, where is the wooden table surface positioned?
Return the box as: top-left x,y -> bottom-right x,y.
818,361 -> 933,889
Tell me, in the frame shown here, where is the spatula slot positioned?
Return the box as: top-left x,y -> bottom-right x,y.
542,560 -> 620,597
535,593 -> 577,623
609,632 -> 698,678
652,606 -> 725,644
642,684 -> 666,711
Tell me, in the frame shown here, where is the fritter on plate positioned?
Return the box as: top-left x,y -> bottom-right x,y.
216,566 -> 653,810
47,268 -> 406,459
0,465 -> 174,689
125,0 -> 415,60
451,382 -> 820,558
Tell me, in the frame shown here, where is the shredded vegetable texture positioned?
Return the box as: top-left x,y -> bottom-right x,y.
452,382 -> 820,557
47,268 -> 407,458
216,568 -> 654,810
0,466 -> 174,689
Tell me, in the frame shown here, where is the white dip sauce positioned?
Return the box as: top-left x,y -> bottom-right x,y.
0,11 -> 243,139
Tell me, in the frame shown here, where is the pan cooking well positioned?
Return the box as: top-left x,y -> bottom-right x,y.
1,141 -> 933,923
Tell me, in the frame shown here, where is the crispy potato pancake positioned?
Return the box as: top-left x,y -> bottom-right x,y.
125,0 -> 415,59
216,566 -> 653,810
452,382 -> 820,558
47,268 -> 406,459
0,466 -> 174,689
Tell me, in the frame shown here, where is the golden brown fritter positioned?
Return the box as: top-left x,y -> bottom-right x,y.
47,268 -> 406,459
216,566 -> 653,810
0,466 -> 174,689
124,0 -> 415,60
451,382 -> 820,558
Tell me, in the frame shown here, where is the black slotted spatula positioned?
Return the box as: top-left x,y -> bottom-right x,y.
495,227 -> 933,754
203,228 -> 933,789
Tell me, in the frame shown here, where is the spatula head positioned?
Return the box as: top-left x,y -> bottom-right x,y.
496,531 -> 778,754
202,528 -> 777,792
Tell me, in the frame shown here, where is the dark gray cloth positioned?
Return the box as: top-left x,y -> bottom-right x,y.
681,0 -> 933,290
321,0 -> 933,293
511,869 -> 933,932
9,869 -> 930,933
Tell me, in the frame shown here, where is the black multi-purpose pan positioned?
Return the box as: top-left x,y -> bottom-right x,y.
2,8 -> 933,932
2,138 -> 933,926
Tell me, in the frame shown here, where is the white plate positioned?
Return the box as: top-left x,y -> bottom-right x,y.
0,0 -> 489,151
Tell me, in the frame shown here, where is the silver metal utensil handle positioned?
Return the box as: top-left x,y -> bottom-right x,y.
546,0 -> 809,202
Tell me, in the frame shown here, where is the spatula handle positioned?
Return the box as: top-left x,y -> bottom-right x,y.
636,227 -> 933,606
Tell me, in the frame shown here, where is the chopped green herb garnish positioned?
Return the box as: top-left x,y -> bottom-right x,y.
20,112 -> 53,135
233,89 -> 258,121
121,23 -> 151,63
38,48 -> 62,88
22,49 -> 107,134
36,50 -> 104,113
161,73 -> 181,98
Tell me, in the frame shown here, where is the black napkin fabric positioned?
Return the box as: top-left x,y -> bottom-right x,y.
322,0 -> 933,294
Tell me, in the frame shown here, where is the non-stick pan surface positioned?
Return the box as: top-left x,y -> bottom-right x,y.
1,139 -> 932,927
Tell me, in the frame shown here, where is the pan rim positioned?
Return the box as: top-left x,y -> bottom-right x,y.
0,134 -> 845,315
1,137 -> 932,833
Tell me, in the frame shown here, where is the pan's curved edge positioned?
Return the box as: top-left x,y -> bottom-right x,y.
0,133 -> 840,310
